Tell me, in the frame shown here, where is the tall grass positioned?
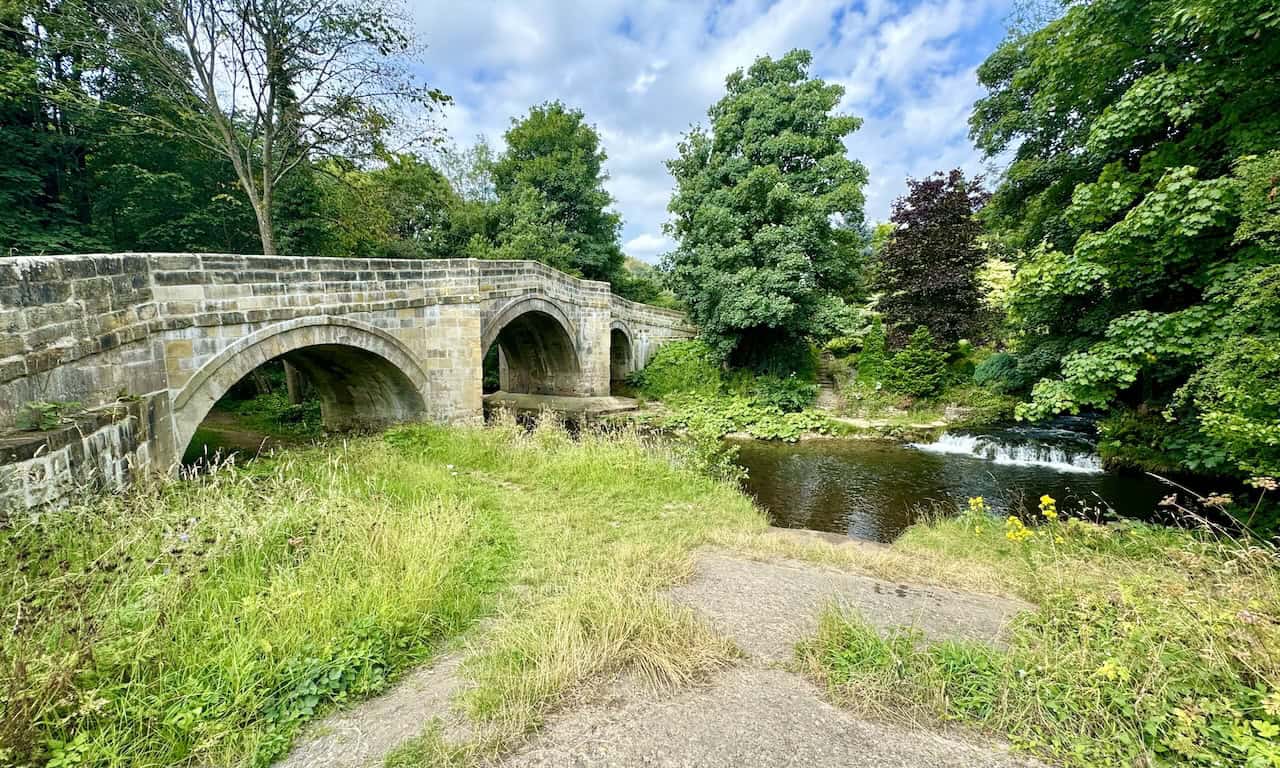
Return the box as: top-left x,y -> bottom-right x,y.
3,416 -> 763,767
802,502 -> 1280,767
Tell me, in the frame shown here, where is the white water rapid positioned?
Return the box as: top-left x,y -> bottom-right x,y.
910,431 -> 1104,474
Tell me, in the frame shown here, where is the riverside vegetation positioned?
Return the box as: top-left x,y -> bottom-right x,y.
7,416 -> 1278,767
804,489 -> 1280,768
2,416 -> 761,767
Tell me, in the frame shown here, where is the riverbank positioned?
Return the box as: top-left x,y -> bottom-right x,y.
6,420 -> 1276,767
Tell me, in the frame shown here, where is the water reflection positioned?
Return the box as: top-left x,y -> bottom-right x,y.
735,438 -> 1172,543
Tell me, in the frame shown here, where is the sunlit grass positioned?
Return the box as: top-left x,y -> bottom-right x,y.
2,415 -> 762,767
800,508 -> 1280,767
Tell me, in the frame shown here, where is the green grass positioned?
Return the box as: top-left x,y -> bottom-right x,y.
220,391 -> 324,440
2,417 -> 763,767
801,507 -> 1280,767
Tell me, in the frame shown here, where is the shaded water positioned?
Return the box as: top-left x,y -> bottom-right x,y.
735,426 -> 1173,543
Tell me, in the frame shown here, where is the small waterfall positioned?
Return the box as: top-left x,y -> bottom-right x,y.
911,430 -> 1104,474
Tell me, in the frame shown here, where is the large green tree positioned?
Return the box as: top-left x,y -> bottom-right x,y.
663,49 -> 867,366
973,0 -> 1280,474
109,0 -> 448,255
491,102 -> 624,282
0,0 -> 261,255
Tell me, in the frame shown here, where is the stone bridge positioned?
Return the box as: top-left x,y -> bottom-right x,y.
0,254 -> 693,510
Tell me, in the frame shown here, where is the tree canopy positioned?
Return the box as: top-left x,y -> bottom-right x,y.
491,102 -> 624,283
874,169 -> 988,347
972,0 -> 1280,474
663,49 -> 868,367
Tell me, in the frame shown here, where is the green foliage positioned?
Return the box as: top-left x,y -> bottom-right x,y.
2,423 -> 762,767
657,394 -> 833,443
320,154 -> 477,260
810,508 -> 1280,768
972,352 -> 1021,394
628,340 -> 723,399
725,371 -> 817,413
222,391 -> 324,440
974,0 -> 1280,474
1173,262 -> 1280,476
15,400 -> 81,432
491,101 -> 624,282
855,316 -> 888,383
883,327 -> 947,399
663,49 -> 868,362
2,434 -> 512,766
1097,409 -> 1200,474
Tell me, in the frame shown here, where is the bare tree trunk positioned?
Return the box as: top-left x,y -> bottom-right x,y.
249,369 -> 272,395
284,360 -> 303,405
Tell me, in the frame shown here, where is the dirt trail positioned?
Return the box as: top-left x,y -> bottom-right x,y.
277,546 -> 1044,768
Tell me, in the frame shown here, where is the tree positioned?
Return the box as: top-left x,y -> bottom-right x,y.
663,49 -> 868,367
491,102 -> 623,281
884,326 -> 947,398
874,169 -> 988,347
0,0 -> 261,255
111,0 -> 449,254
972,0 -> 1280,474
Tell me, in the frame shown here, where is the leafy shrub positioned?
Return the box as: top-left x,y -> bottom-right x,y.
629,340 -> 722,399
856,316 -> 887,383
659,394 -> 832,442
725,370 -> 817,413
973,352 -> 1020,393
15,400 -> 81,431
884,327 -> 947,398
823,335 -> 858,357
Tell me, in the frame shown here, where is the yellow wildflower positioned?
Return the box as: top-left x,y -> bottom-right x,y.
968,496 -> 988,515
1038,494 -> 1058,521
1005,516 -> 1033,543
1093,659 -> 1129,681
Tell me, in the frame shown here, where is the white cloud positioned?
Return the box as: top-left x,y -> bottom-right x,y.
408,0 -> 1014,261
623,232 -> 675,261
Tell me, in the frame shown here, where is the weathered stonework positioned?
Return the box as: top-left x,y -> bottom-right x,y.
0,254 -> 693,511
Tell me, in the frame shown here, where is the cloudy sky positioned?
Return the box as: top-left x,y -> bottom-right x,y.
410,0 -> 1016,262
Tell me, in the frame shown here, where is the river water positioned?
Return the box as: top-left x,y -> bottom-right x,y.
735,424 -> 1174,543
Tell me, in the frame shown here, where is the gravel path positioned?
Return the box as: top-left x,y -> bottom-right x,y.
667,549 -> 1029,661
500,666 -> 1042,768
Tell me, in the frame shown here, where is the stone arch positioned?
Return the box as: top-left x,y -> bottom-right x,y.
171,316 -> 431,457
609,321 -> 634,387
481,296 -> 583,395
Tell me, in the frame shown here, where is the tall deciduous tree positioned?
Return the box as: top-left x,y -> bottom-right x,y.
973,0 -> 1280,474
491,101 -> 623,282
112,0 -> 448,254
663,49 -> 867,366
875,169 -> 988,347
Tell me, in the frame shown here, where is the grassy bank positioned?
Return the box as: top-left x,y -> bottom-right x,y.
800,498 -> 1280,767
2,417 -> 762,767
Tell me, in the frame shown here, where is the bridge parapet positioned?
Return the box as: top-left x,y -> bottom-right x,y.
0,254 -> 694,512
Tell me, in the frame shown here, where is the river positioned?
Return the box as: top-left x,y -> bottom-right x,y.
734,424 -> 1175,543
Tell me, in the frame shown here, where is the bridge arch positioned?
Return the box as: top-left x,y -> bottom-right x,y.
172,316 -> 430,457
481,296 -> 583,395
609,321 -> 635,389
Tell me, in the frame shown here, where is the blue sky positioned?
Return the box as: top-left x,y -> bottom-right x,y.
410,0 -> 1016,262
